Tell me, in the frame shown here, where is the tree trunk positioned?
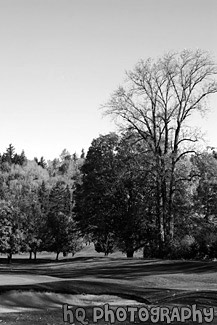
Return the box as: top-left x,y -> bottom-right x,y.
34,251 -> 37,260
156,179 -> 165,254
7,253 -> 12,264
56,252 -> 59,261
167,158 -> 176,242
29,251 -> 32,260
126,250 -> 134,258
169,216 -> 174,240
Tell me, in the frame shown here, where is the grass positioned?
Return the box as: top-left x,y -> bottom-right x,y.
0,245 -> 217,324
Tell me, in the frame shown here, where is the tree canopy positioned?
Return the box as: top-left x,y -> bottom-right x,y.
104,49 -> 217,253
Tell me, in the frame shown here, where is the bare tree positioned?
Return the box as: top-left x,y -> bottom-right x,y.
104,49 -> 217,252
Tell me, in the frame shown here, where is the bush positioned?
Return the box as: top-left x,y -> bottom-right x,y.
167,235 -> 199,259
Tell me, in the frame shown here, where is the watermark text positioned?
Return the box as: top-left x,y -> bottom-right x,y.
62,303 -> 214,324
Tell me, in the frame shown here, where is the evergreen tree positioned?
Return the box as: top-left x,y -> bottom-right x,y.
47,181 -> 75,260
80,149 -> 85,159
19,150 -> 27,166
13,150 -> 27,166
34,156 -> 47,169
2,144 -> 15,165
39,156 -> 47,169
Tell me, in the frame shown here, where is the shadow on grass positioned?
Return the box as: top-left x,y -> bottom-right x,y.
46,260 -> 217,279
0,257 -> 217,280
0,255 -> 98,264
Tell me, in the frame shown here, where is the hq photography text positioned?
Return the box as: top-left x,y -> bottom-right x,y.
62,303 -> 214,324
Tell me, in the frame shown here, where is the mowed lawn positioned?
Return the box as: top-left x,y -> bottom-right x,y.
0,245 -> 217,324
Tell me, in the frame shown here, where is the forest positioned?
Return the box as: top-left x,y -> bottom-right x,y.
1,49 -> 217,262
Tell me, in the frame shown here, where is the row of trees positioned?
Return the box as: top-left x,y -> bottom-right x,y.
2,138 -> 217,261
0,145 -> 84,262
1,49 -> 217,261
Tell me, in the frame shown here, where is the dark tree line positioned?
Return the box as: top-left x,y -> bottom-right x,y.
74,132 -> 217,259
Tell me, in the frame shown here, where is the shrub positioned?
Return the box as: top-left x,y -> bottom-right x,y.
167,235 -> 199,259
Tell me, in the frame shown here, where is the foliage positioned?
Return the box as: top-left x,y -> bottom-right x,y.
104,50 -> 217,253
0,200 -> 25,262
1,144 -> 27,166
74,133 -> 118,255
110,132 -> 157,257
74,132 -> 156,257
0,146 -> 83,262
46,181 -> 79,260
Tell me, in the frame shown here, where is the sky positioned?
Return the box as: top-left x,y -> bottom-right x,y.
0,0 -> 217,160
